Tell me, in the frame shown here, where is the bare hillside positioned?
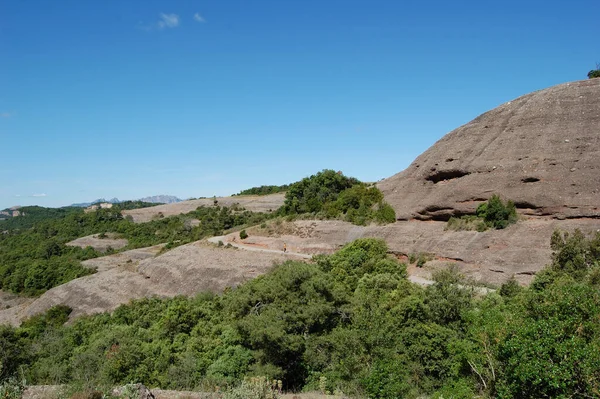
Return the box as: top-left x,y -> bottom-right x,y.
122,193 -> 285,223
233,218 -> 600,286
66,233 -> 128,252
0,241 -> 304,326
378,79 -> 600,221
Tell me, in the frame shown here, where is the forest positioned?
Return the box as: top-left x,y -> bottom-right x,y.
1,230 -> 600,398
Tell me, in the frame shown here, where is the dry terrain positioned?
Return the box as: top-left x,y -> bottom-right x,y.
122,193 -> 285,223
0,241 -> 305,326
379,79 -> 600,221
66,233 -> 128,252
22,386 -> 347,399
81,244 -> 164,272
225,217 -> 600,286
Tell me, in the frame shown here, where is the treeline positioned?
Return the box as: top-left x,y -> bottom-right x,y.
2,231 -> 600,398
0,206 -> 80,231
279,169 -> 396,225
235,185 -> 290,196
0,206 -> 274,295
0,170 -> 395,296
0,202 -> 157,232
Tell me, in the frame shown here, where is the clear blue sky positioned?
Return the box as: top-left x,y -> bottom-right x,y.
1,0 -> 598,209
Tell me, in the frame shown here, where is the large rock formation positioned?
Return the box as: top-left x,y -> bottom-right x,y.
379,79 -> 600,221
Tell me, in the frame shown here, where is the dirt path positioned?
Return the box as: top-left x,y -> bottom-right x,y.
208,235 -> 312,259
207,234 -> 438,286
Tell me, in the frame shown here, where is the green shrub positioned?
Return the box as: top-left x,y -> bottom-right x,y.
476,195 -> 517,229
281,170 -> 360,215
239,230 -> 248,240
447,195 -> 517,231
223,377 -> 280,399
279,170 -> 395,225
235,185 -> 290,196
0,378 -> 25,399
498,277 -> 521,298
588,68 -> 600,79
374,203 -> 397,224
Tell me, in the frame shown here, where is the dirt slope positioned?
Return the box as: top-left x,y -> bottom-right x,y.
81,245 -> 164,272
122,193 -> 285,223
233,218 -> 600,286
378,79 -> 600,221
0,241 -> 303,326
66,233 -> 128,252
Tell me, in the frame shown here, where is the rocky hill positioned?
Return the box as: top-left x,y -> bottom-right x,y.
138,195 -> 181,204
122,193 -> 285,223
378,79 -> 600,221
2,80 -> 599,325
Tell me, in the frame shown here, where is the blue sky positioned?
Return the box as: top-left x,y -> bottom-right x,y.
1,0 -> 598,209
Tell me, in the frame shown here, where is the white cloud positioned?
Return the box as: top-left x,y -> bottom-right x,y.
158,13 -> 180,29
0,112 -> 11,118
193,13 -> 205,23
31,193 -> 47,197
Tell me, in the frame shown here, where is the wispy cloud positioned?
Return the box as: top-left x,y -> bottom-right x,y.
158,13 -> 180,29
193,13 -> 205,23
0,112 -> 12,118
31,193 -> 47,198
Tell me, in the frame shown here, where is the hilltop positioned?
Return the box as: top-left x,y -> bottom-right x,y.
378,79 -> 600,221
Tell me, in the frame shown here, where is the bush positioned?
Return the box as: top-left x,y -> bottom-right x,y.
476,195 -> 517,229
239,230 -> 248,240
279,170 -> 395,225
223,377 -> 281,399
447,194 -> 517,231
281,169 -> 360,215
0,378 -> 25,399
588,68 -> 600,79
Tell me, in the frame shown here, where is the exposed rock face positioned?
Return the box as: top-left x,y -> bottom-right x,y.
379,79 -> 600,221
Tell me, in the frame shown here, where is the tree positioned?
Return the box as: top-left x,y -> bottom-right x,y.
588,63 -> 600,79
476,195 -> 517,229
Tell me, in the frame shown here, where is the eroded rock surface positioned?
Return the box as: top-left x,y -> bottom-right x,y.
378,79 -> 600,221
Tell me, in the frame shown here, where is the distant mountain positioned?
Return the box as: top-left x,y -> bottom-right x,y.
138,195 -> 182,204
71,198 -> 121,208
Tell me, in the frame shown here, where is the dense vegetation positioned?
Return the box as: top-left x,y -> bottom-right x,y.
3,230 -> 599,398
279,170 -> 396,225
235,185 -> 290,196
446,195 -> 517,231
0,205 -> 273,295
0,206 -> 80,231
